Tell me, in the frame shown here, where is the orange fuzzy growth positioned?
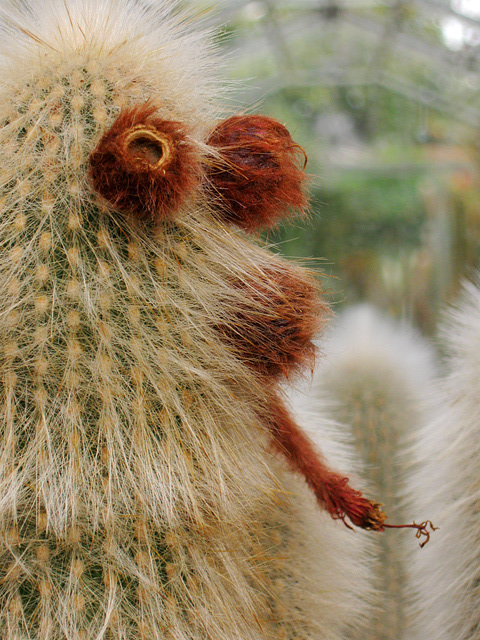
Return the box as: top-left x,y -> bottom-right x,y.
88,103 -> 200,220
215,263 -> 325,380
206,115 -> 308,231
268,399 -> 387,531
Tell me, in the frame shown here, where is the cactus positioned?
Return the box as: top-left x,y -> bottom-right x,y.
285,387 -> 377,639
0,2 -> 374,638
406,278 -> 480,640
318,305 -> 435,640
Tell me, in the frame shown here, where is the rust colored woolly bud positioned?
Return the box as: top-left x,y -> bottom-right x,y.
206,115 -> 308,231
215,263 -> 326,380
268,398 -> 387,531
88,103 -> 200,220
267,399 -> 437,544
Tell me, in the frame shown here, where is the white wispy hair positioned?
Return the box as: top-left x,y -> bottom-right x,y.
0,0 -> 222,134
405,277 -> 480,640
0,1 -> 373,638
314,305 -> 436,640
285,386 -> 377,638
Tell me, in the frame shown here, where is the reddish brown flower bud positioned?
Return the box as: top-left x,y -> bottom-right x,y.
268,398 -> 388,530
215,262 -> 326,380
88,103 -> 200,221
266,400 -> 437,544
206,115 -> 308,231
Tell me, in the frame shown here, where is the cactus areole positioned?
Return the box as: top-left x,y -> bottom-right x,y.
0,1 -> 430,638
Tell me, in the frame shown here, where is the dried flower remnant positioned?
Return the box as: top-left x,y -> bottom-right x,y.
267,397 -> 388,531
207,115 -> 308,231
382,520 -> 438,547
88,103 -> 200,220
214,262 -> 326,380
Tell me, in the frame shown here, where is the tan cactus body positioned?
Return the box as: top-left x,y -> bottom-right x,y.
0,2 -> 372,638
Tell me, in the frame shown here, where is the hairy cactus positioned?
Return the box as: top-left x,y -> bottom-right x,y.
0,2 -> 375,639
318,306 -> 435,640
406,278 -> 480,640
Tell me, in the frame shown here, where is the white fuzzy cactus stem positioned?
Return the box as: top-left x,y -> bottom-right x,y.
285,386 -> 376,639
406,278 -> 480,640
317,305 -> 435,640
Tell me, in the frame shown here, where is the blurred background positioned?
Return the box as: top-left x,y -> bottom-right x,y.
184,0 -> 480,334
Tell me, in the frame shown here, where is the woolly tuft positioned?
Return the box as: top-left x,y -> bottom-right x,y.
318,305 -> 436,640
206,115 -> 308,231
405,278 -> 480,640
214,262 -> 326,380
88,103 -> 201,220
0,1 -> 368,638
0,0 -> 222,135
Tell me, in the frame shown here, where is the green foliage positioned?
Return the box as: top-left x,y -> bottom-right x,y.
268,172 -> 424,262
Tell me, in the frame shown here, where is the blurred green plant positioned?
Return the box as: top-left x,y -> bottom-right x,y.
266,172 -> 426,308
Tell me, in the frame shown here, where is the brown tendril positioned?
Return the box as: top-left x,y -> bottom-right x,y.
382,520 -> 438,547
